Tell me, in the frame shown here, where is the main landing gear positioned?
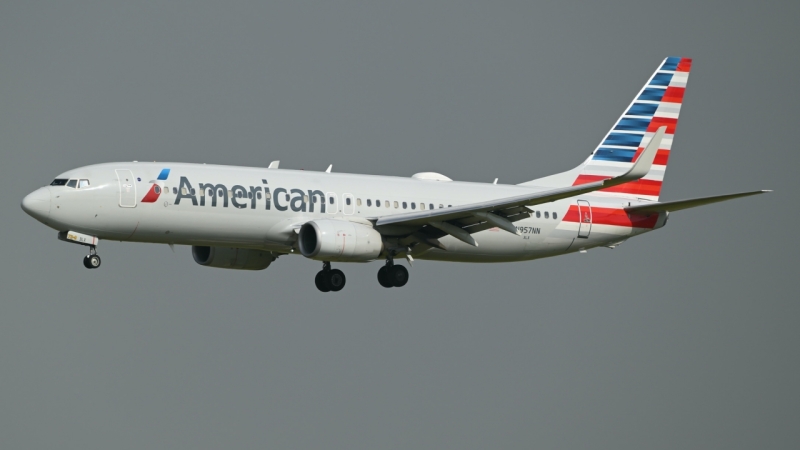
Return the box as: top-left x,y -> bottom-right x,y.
312,257 -> 410,291
315,261 -> 346,292
377,257 -> 408,288
82,246 -> 101,269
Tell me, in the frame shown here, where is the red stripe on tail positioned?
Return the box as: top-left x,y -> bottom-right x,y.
572,175 -> 663,197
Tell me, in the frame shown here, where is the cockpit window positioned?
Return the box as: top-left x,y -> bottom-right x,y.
51,179 -> 68,186
78,179 -> 90,188
66,179 -> 77,188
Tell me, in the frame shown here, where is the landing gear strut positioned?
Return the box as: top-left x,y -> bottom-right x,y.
82,246 -> 101,269
377,256 -> 408,288
315,261 -> 346,292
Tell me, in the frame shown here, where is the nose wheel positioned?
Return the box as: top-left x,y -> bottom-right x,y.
315,262 -> 346,292
82,247 -> 101,269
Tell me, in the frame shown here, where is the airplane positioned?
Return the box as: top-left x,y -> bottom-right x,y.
21,57 -> 769,292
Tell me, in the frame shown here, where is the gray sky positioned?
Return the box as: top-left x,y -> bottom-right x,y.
1,1 -> 797,449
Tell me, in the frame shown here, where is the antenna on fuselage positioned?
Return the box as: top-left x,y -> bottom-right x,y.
325,164 -> 332,173
268,160 -> 280,169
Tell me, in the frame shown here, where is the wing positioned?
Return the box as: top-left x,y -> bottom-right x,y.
375,127 -> 667,249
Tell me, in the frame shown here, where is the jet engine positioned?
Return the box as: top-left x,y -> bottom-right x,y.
191,246 -> 276,270
298,220 -> 383,262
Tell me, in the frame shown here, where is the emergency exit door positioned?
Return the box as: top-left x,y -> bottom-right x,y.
577,200 -> 592,238
116,169 -> 136,208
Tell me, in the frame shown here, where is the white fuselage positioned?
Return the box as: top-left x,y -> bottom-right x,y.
23,162 -> 666,263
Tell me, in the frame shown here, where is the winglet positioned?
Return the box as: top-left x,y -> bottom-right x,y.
605,126 -> 666,187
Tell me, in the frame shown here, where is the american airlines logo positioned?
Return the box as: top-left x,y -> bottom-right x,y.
140,168 -> 171,203
171,175 -> 331,213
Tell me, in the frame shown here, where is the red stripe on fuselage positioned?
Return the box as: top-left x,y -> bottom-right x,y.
563,205 -> 659,229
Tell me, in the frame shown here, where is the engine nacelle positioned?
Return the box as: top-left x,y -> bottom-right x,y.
191,246 -> 275,270
298,220 -> 383,262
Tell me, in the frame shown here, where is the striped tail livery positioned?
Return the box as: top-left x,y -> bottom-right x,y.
574,56 -> 691,201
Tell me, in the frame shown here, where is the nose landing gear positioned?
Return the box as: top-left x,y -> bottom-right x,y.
58,231 -> 102,269
315,261 -> 346,292
82,246 -> 101,269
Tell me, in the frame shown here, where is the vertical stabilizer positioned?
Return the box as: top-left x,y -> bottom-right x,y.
522,57 -> 691,201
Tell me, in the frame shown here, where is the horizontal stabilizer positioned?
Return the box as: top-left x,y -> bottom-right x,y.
625,190 -> 771,214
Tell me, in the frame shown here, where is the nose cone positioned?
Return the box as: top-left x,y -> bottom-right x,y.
21,187 -> 51,222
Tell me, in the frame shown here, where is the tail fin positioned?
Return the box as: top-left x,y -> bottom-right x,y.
523,57 -> 691,201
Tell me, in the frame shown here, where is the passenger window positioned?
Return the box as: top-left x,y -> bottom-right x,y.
439,204 -> 443,209
257,192 -> 262,199
182,187 -> 188,195
544,212 -> 549,219
429,204 -> 434,210
78,179 -> 90,189
402,202 -> 407,209
411,202 -> 416,209
329,197 -> 334,204
346,198 -> 351,206
420,203 -> 425,210
265,192 -> 271,199
66,179 -> 77,188
174,187 -> 178,195
357,198 -> 362,206
285,193 -> 290,201
367,199 -> 372,207
375,199 -> 380,207
394,201 -> 399,208
51,179 -> 68,186
536,211 -> 541,218
553,212 -> 558,219
248,192 -> 253,199
304,195 -> 309,203
385,201 -> 389,208
191,189 -> 196,195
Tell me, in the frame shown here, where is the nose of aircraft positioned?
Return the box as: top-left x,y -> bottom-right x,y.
21,187 -> 51,221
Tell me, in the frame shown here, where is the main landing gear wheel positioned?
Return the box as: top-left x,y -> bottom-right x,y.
377,266 -> 393,288
315,262 -> 346,293
83,254 -> 101,269
328,269 -> 346,292
377,263 -> 409,288
388,265 -> 408,287
315,271 -> 331,292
